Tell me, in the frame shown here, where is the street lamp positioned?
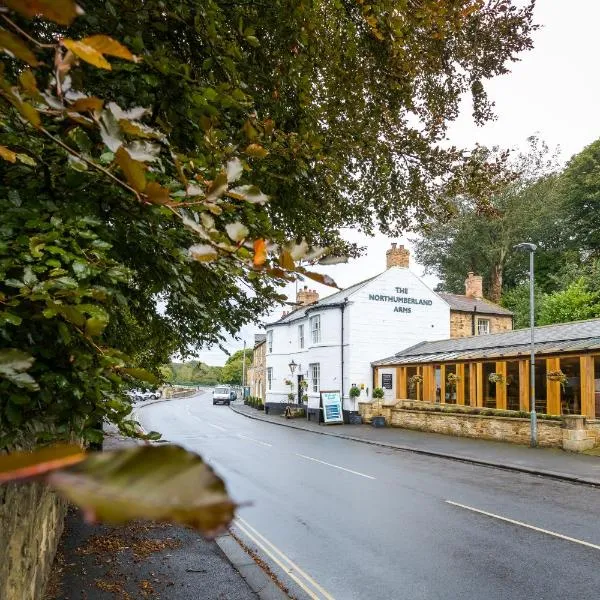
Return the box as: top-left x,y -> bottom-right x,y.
288,360 -> 297,375
514,242 -> 538,447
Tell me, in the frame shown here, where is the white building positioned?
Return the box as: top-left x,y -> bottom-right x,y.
264,244 -> 452,417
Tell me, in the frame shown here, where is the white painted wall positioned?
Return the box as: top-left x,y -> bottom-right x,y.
265,266 -> 450,411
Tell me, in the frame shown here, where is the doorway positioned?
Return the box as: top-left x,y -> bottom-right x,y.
298,374 -> 305,404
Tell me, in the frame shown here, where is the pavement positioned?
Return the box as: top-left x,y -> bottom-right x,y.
230,402 -> 600,486
46,421 -> 288,600
134,393 -> 600,600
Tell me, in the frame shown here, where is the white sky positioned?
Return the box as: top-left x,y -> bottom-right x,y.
197,1 -> 600,366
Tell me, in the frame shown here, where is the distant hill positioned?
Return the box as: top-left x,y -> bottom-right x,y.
162,361 -> 223,386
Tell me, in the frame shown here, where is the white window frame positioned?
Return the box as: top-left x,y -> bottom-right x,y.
477,318 -> 490,336
298,324 -> 305,349
267,367 -> 273,390
309,363 -> 320,393
310,315 -> 321,344
266,330 -> 273,353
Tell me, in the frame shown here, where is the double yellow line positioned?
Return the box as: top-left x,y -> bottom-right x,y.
234,517 -> 336,600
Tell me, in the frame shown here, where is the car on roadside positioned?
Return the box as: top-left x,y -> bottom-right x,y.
213,386 -> 234,405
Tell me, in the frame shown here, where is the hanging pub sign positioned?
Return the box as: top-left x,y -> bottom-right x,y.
381,373 -> 393,389
320,390 -> 343,425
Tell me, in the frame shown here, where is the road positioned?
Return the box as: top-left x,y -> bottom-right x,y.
136,392 -> 600,600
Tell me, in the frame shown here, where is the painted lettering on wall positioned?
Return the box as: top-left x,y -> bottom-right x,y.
368,287 -> 433,315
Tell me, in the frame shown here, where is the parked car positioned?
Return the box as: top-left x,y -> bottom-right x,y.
213,386 -> 234,405
128,389 -> 160,402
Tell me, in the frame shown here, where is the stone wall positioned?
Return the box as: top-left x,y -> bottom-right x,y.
450,311 -> 513,338
0,482 -> 66,600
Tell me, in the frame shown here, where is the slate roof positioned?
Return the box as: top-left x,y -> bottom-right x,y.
253,334 -> 266,346
268,273 -> 379,326
437,292 -> 512,316
373,318 -> 600,366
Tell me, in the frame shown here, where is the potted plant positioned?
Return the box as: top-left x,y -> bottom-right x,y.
349,385 -> 361,400
371,387 -> 386,427
488,372 -> 505,384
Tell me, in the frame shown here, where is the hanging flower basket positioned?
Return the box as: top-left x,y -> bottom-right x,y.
446,373 -> 461,387
284,379 -> 293,387
547,370 -> 568,389
408,374 -> 423,390
488,372 -> 505,384
299,379 -> 308,390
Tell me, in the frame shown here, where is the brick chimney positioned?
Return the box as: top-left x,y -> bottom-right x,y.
386,243 -> 410,269
296,285 -> 319,306
464,272 -> 483,299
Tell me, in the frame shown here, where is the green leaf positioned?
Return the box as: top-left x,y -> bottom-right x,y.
47,445 -> 236,534
85,317 -> 107,337
5,279 -> 24,288
0,349 -> 35,373
0,30 -> 40,66
0,312 -> 22,326
121,367 -> 160,385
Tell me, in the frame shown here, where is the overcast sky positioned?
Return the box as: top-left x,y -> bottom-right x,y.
196,1 -> 600,366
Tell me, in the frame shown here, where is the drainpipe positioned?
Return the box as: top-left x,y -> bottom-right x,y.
471,305 -> 477,336
340,298 -> 348,417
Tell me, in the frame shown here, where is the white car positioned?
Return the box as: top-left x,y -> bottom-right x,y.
213,386 -> 235,405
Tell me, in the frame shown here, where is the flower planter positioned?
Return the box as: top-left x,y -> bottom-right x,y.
348,413 -> 362,425
372,416 -> 386,428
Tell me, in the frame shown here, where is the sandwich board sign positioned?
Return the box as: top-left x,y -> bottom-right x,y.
320,390 -> 343,425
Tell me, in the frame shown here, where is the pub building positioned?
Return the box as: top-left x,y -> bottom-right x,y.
263,244 -> 513,418
372,319 -> 600,418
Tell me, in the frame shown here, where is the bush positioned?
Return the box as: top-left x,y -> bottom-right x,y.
349,386 -> 361,399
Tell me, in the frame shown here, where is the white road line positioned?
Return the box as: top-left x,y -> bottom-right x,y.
446,500 -> 600,551
237,434 -> 272,447
206,422 -> 228,432
234,517 -> 335,600
295,454 -> 375,480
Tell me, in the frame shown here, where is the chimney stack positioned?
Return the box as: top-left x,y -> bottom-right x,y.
464,272 -> 483,299
386,243 -> 410,269
296,285 -> 319,306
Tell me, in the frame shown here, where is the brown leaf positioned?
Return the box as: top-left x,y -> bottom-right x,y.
0,145 -> 17,163
3,0 -> 80,25
47,445 -> 236,535
0,30 -> 40,66
119,119 -> 163,140
62,39 -> 112,70
205,171 -> 228,202
18,69 -> 39,95
0,444 -> 85,483
145,182 -> 171,205
279,250 -> 295,270
253,239 -> 267,267
69,97 -> 104,113
80,35 -> 135,61
115,147 -> 146,192
301,269 -> 339,288
244,143 -> 269,159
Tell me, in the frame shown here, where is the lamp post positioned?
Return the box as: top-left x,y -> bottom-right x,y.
514,242 -> 538,447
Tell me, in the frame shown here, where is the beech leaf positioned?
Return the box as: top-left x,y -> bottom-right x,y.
0,145 -> 17,163
2,0 -> 80,25
115,147 -> 146,193
225,222 -> 249,242
69,97 -> 104,113
145,182 -> 171,205
253,239 -> 267,267
226,157 -> 243,182
121,367 -> 159,384
279,250 -> 295,270
0,30 -> 40,66
244,143 -> 269,159
189,244 -> 218,262
62,39 -> 112,70
228,185 -> 268,204
301,269 -> 340,289
80,35 -> 135,61
47,445 -> 236,534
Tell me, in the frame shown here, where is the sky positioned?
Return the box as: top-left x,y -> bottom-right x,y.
197,0 -> 600,366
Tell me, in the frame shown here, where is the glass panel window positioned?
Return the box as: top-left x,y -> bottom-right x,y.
595,357 -> 600,417
310,315 -> 321,344
309,363 -> 320,393
266,330 -> 273,353
483,362 -> 497,408
464,364 -> 471,406
445,365 -> 457,404
407,366 -> 420,400
477,318 -> 490,335
506,361 -> 520,411
434,365 -> 442,403
560,357 -> 581,415
267,367 -> 273,390
534,360 -> 547,413
298,324 -> 305,349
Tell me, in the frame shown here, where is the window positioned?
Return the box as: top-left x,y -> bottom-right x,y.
298,324 -> 305,349
310,315 -> 321,344
266,330 -> 273,353
309,363 -> 320,393
477,318 -> 490,335
267,367 -> 273,390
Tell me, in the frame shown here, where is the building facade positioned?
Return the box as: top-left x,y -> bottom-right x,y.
247,334 -> 266,401
372,319 -> 600,418
264,244 -> 512,416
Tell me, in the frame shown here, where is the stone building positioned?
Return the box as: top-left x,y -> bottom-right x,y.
247,334 -> 266,400
263,244 -> 512,416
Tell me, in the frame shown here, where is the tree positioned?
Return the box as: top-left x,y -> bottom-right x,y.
538,279 -> 600,326
220,349 -> 253,386
0,0 -> 538,448
414,141 -> 565,302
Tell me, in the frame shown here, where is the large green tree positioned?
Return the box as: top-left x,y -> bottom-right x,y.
0,0 -> 537,446
220,349 -> 253,386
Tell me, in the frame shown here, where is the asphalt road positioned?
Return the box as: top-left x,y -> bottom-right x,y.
136,392 -> 600,600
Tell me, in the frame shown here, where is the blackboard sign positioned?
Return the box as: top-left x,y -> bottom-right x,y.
381,373 -> 393,389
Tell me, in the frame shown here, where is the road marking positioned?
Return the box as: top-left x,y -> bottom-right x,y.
295,454 -> 375,480
237,434 -> 272,447
446,500 -> 600,551
206,422 -> 228,432
234,517 -> 335,600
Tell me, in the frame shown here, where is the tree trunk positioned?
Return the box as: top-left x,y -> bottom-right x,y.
489,263 -> 503,303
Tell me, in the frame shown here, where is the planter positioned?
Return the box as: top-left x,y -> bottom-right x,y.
348,414 -> 362,425
371,416 -> 386,428
284,406 -> 306,419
